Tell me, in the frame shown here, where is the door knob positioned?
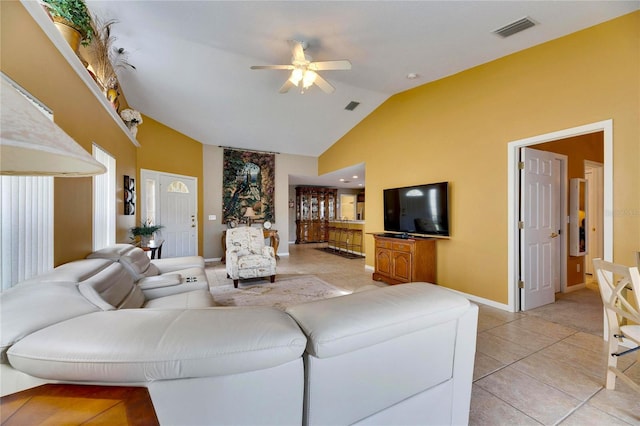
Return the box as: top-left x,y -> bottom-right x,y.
550,232 -> 559,238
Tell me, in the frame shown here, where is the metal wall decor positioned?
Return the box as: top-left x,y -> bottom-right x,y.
124,175 -> 135,215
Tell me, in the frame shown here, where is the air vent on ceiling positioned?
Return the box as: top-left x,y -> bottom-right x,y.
344,101 -> 360,111
493,17 -> 537,38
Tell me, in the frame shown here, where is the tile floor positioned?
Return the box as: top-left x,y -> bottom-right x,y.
207,243 -> 640,425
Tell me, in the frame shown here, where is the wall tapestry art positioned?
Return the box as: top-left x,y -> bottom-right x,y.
222,149 -> 275,225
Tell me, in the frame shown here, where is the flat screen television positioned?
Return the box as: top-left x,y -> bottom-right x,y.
383,182 -> 450,237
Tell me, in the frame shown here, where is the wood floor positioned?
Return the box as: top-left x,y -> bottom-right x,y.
0,384 -> 159,426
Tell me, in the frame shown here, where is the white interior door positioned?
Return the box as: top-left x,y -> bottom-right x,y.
159,174 -> 197,257
520,147 -> 560,310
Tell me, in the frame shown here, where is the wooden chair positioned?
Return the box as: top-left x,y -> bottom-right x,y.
592,258 -> 640,393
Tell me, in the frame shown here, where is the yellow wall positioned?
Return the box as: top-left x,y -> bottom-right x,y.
1,1 -> 138,264
1,2 -> 205,262
320,12 -> 640,305
136,115 -> 205,255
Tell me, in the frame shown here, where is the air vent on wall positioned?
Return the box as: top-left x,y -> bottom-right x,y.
345,101 -> 360,111
493,16 -> 537,38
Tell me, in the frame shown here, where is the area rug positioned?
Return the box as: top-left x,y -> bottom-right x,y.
210,275 -> 351,310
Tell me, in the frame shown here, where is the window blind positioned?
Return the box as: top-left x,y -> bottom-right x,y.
93,145 -> 116,250
0,176 -> 53,291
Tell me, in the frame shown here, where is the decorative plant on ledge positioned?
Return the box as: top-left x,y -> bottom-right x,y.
120,109 -> 143,137
42,0 -> 94,46
88,16 -> 136,96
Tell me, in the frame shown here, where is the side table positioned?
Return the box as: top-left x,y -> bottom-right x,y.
140,239 -> 164,259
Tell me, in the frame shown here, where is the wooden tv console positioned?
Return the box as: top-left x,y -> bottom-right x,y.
372,234 -> 437,285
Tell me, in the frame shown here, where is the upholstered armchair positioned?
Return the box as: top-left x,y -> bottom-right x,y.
225,227 -> 276,288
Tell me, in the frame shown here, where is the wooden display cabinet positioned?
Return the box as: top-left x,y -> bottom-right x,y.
373,234 -> 437,285
295,186 -> 337,243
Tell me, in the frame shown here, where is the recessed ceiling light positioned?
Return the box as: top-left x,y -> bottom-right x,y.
339,178 -> 345,182
352,175 -> 358,179
406,73 -> 419,79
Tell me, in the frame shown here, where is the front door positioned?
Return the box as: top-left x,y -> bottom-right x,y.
159,174 -> 197,257
140,169 -> 198,258
520,147 -> 560,310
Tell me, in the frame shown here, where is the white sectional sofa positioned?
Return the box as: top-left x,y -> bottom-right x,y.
0,246 -> 478,425
86,243 -> 210,300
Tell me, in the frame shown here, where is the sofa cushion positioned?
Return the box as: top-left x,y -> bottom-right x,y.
86,244 -> 137,261
0,281 -> 99,363
78,262 -> 144,310
117,247 -> 155,281
7,308 -> 307,382
143,290 -> 215,309
18,258 -> 115,285
88,244 -> 157,281
286,282 -> 471,358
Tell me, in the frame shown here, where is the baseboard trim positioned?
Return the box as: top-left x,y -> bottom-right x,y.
446,287 -> 513,312
205,252 -> 289,264
563,283 -> 586,293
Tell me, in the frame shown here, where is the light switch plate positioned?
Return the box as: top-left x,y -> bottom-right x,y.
208,215 -> 216,221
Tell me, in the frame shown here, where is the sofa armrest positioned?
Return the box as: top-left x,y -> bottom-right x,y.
8,308 -> 306,383
261,246 -> 275,258
151,256 -> 204,274
286,282 -> 474,358
226,252 -> 239,278
137,274 -> 182,290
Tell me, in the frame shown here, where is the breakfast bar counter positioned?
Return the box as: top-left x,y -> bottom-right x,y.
328,221 -> 364,255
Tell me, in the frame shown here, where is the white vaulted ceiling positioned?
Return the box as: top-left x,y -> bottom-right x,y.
85,0 -> 638,161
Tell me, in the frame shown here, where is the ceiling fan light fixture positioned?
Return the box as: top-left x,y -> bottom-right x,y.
302,70 -> 317,89
251,40 -> 350,94
289,68 -> 304,86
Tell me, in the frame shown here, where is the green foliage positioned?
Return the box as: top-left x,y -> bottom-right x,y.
130,223 -> 163,238
43,0 -> 94,45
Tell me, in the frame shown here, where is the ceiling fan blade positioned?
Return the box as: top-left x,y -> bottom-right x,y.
250,65 -> 294,70
313,74 -> 335,94
288,40 -> 306,63
309,60 -> 352,71
279,79 -> 296,94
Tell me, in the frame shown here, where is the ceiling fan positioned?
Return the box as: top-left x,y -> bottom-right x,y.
250,40 -> 351,94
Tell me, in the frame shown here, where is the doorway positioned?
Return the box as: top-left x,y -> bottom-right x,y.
340,194 -> 356,220
140,169 -> 198,258
508,120 -> 613,312
584,161 -> 604,275
518,147 -> 567,310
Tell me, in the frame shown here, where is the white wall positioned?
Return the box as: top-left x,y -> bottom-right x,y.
202,145 -> 316,259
